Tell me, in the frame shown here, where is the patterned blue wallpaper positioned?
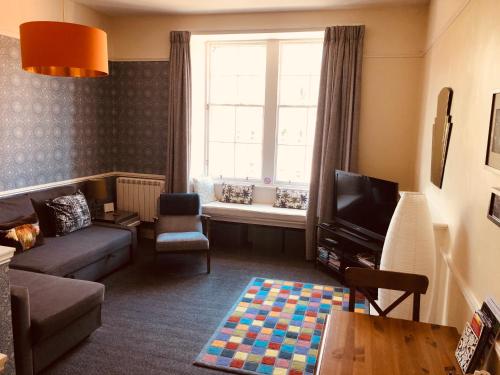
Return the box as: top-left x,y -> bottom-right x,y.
0,263 -> 15,375
0,35 -> 114,191
110,61 -> 169,175
0,34 -> 169,192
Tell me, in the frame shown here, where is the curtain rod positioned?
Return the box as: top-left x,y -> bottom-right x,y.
190,24 -> 365,35
190,27 -> 326,35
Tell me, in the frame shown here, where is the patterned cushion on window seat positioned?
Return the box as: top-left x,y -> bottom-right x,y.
220,183 -> 254,205
273,187 -> 309,210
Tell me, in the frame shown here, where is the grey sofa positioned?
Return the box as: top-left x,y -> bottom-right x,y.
0,183 -> 137,374
4,183 -> 137,281
10,270 -> 104,375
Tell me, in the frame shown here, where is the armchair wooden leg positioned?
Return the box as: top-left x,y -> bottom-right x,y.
207,250 -> 211,274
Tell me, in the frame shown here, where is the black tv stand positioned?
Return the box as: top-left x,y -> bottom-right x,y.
337,227 -> 370,241
315,220 -> 384,291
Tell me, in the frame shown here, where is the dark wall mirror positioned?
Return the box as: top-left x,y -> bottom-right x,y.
431,87 -> 453,188
486,92 -> 500,171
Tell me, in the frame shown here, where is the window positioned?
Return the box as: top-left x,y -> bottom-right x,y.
207,43 -> 266,179
276,42 -> 322,184
191,33 -> 323,185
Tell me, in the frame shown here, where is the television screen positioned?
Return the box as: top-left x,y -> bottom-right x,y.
334,170 -> 399,240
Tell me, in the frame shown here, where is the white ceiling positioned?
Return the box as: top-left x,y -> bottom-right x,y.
76,0 -> 429,16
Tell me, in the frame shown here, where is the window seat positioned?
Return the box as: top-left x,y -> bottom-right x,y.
199,183 -> 307,229
202,201 -> 306,229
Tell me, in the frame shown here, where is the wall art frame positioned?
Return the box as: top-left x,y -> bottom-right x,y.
486,92 -> 500,171
487,190 -> 500,227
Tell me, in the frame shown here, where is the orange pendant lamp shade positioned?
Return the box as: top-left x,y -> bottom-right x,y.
19,21 -> 108,78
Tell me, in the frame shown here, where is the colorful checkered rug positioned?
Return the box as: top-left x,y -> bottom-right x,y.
194,277 -> 369,375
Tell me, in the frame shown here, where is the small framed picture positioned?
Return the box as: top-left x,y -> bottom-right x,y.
487,191 -> 500,227
486,92 -> 500,170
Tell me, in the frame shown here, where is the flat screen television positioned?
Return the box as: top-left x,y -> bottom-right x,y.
334,170 -> 399,241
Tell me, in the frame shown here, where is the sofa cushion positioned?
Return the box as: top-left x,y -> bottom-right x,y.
31,198 -> 57,237
0,194 -> 35,224
46,191 -> 91,235
10,225 -> 131,276
156,232 -> 209,252
28,184 -> 81,202
29,184 -> 88,237
0,213 -> 44,252
9,269 -> 104,344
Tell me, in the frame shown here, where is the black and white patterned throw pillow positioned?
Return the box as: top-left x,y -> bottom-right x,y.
46,190 -> 91,235
274,188 -> 309,210
221,183 -> 254,205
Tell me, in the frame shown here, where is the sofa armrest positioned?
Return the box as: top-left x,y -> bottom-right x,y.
92,222 -> 138,259
10,285 -> 33,375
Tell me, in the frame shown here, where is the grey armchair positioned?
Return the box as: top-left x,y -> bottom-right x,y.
154,193 -> 211,273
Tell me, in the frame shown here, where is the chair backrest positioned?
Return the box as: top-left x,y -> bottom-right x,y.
156,193 -> 202,233
345,267 -> 429,322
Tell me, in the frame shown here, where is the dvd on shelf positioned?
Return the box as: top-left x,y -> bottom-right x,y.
355,252 -> 375,268
455,298 -> 500,373
328,259 -> 341,269
317,246 -> 341,270
318,247 -> 329,261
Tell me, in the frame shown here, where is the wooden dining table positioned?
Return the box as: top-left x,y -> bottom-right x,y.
316,311 -> 461,375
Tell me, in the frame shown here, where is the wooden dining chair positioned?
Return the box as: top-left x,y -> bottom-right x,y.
345,267 -> 429,322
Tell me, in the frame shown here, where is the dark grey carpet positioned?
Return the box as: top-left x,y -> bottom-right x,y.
42,240 -> 340,375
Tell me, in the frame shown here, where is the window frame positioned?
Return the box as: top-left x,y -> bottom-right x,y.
203,38 -> 323,187
274,39 -> 322,186
205,40 -> 267,183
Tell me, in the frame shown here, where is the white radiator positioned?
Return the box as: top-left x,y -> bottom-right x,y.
116,177 -> 165,222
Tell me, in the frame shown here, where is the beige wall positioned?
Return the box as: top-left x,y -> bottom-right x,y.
64,0 -> 110,31
107,7 -> 428,60
416,0 -> 500,338
0,0 -> 110,38
108,6 -> 428,191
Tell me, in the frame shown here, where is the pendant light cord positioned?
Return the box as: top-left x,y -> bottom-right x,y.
62,0 -> 65,22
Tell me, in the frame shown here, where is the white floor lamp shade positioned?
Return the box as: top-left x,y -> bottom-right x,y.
379,192 -> 436,322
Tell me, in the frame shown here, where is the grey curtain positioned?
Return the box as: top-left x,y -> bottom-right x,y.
306,26 -> 365,259
166,31 -> 191,193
